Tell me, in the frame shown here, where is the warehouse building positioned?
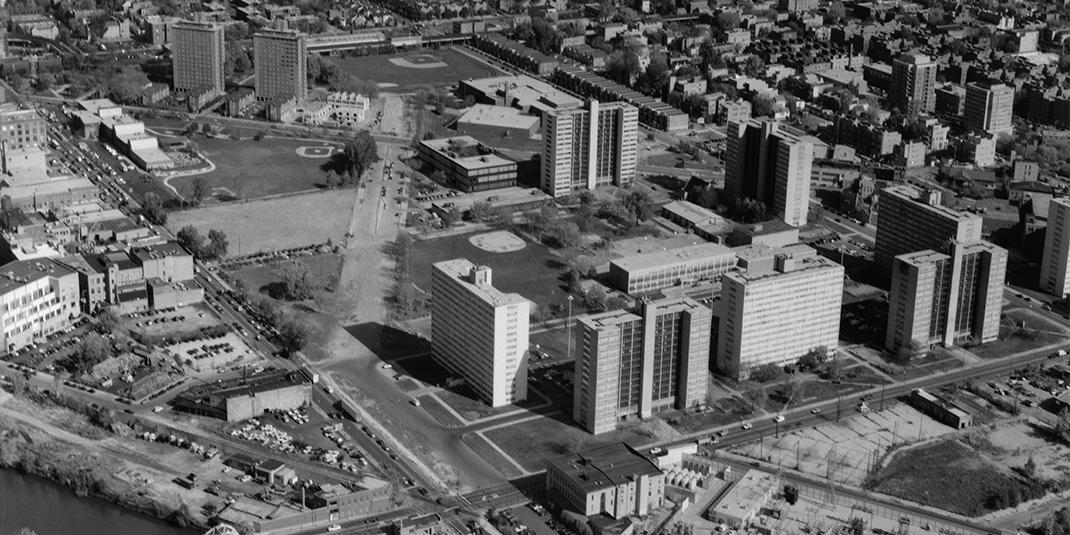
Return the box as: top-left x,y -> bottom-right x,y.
172,369 -> 314,422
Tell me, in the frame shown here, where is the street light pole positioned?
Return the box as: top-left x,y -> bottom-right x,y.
566,295 -> 574,361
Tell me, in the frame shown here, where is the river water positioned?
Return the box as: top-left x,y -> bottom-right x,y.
0,468 -> 198,535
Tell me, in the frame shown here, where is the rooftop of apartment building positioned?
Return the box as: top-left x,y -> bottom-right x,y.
433,258 -> 529,307
882,184 -> 982,223
548,443 -> 662,493
612,242 -> 735,272
0,258 -> 73,294
728,244 -> 840,282
661,200 -> 721,226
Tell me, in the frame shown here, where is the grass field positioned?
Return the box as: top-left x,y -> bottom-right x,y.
335,48 -> 502,90
172,137 -> 339,200
229,255 -> 344,298
409,231 -> 583,315
167,191 -> 353,256
866,438 -> 1045,516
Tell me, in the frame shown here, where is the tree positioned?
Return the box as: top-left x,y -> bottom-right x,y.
63,334 -> 111,374
750,362 -> 785,383
439,206 -> 461,227
584,286 -> 608,311
96,308 -> 124,334
733,197 -> 768,223
176,226 -> 204,257
576,201 -> 597,232
546,221 -> 581,248
714,11 -> 741,31
141,193 -> 167,225
341,131 -> 380,181
605,50 -> 642,85
752,95 -> 777,118
278,319 -> 308,357
280,262 -> 314,300
190,178 -> 209,207
798,347 -> 827,371
206,229 -> 229,259
827,0 -> 847,23
528,203 -> 557,234
623,189 -> 656,224
468,200 -> 493,222
1023,456 -> 1037,478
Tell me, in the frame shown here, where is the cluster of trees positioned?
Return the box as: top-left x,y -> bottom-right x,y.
511,17 -> 576,55
466,201 -> 514,229
176,226 -> 229,260
308,54 -> 380,97
387,233 -> 424,319
141,193 -> 168,225
338,131 -> 380,182
59,333 -> 113,375
730,197 -> 769,224
279,262 -> 316,301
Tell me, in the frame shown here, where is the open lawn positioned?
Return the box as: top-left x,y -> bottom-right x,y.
172,136 -> 339,200
484,415 -> 660,473
229,254 -> 344,298
335,48 -> 503,90
409,231 -> 585,315
167,191 -> 353,256
866,438 -> 1046,516
970,310 -> 1069,360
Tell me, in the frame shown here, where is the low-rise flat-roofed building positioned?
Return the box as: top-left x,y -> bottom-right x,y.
726,221 -> 800,248
455,104 -> 540,145
431,259 -> 529,407
716,245 -> 843,380
327,91 -> 370,126
390,513 -> 443,535
1,176 -> 99,213
574,297 -> 711,434
458,75 -> 582,117
609,243 -> 737,294
909,388 -> 972,429
171,368 -> 314,421
706,470 -> 778,529
417,136 -> 518,192
546,443 -> 664,519
659,200 -> 722,232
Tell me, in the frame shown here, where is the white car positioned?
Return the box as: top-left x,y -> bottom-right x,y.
810,408 -> 821,414
381,363 -> 393,370
327,525 -> 342,533
773,415 -> 785,423
741,422 -> 753,430
152,406 -> 164,413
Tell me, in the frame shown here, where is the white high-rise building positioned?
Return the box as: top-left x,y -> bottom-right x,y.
886,241 -> 1006,357
431,259 -> 529,407
964,82 -> 1014,136
874,184 -> 983,267
541,100 -> 638,198
715,245 -> 843,380
891,53 -> 938,113
724,119 -> 815,227
1041,198 -> 1070,297
573,297 -> 711,434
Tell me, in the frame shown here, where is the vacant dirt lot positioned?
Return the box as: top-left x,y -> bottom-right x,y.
167,191 -> 354,256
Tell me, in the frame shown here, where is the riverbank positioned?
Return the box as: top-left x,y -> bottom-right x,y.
0,390 -> 212,534
0,468 -> 196,535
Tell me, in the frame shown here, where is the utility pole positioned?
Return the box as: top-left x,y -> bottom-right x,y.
880,385 -> 886,411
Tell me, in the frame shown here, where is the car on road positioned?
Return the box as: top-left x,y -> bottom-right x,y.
810,408 -> 821,414
381,364 -> 393,370
773,415 -> 785,423
153,406 -> 164,413
741,422 -> 753,430
327,525 -> 342,532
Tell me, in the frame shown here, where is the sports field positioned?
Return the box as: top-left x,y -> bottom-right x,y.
171,137 -> 339,200
335,48 -> 503,90
167,191 -> 354,256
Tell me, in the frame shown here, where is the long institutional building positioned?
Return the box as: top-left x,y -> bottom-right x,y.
874,185 -> 983,267
715,244 -> 844,380
431,259 -> 529,407
724,119 -> 817,227
573,297 -> 711,434
541,99 -> 638,197
171,20 -> 225,97
608,243 -> 737,294
253,27 -> 308,102
1040,198 -> 1070,297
